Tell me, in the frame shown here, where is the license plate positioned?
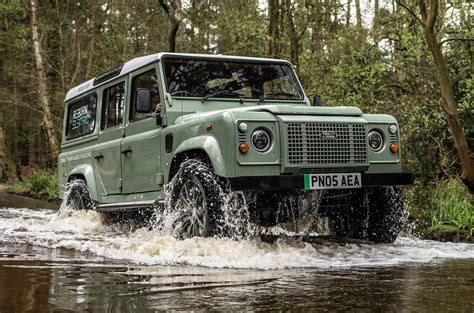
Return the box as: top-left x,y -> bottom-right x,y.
304,173 -> 362,190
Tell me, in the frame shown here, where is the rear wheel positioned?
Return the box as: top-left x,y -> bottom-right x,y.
64,179 -> 94,210
166,159 -> 224,238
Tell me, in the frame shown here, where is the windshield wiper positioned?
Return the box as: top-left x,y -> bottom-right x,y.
201,90 -> 243,103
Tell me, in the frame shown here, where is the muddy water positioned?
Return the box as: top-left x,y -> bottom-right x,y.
0,195 -> 473,311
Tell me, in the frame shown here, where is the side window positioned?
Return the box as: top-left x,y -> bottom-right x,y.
101,82 -> 125,130
66,94 -> 97,140
130,70 -> 160,122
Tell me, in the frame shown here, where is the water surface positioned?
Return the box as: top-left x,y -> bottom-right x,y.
0,195 -> 473,311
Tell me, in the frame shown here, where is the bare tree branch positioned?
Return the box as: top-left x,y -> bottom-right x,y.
439,37 -> 474,46
396,0 -> 424,26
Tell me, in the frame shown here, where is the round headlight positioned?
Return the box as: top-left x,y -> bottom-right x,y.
368,130 -> 384,151
238,122 -> 248,133
251,128 -> 271,152
388,124 -> 397,134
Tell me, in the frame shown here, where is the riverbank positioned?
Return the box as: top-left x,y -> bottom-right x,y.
0,187 -> 59,210
0,184 -> 8,193
0,182 -> 60,205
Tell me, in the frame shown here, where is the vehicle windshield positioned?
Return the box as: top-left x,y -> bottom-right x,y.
163,57 -> 304,100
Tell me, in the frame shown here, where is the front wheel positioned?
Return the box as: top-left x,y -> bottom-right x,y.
327,186 -> 405,244
366,186 -> 405,243
166,160 -> 224,238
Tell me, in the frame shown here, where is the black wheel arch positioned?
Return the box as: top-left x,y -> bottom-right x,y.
168,149 -> 213,182
68,174 -> 87,184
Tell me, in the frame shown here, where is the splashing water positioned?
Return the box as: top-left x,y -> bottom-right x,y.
1,206 -> 473,270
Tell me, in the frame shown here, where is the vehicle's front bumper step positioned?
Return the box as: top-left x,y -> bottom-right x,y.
227,173 -> 413,191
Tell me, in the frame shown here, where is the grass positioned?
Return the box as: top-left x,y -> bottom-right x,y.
406,178 -> 474,241
11,170 -> 58,200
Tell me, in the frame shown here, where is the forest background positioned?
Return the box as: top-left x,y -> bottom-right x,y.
0,0 -> 472,239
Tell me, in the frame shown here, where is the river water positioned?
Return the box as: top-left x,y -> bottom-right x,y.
0,195 -> 473,311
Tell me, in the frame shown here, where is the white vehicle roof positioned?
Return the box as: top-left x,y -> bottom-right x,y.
64,53 -> 291,102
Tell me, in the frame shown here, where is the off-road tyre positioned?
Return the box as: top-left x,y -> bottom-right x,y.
366,186 -> 405,243
327,187 -> 405,243
64,179 -> 95,210
325,190 -> 367,240
166,159 -> 225,238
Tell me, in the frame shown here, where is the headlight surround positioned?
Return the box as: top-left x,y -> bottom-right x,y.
388,124 -> 397,134
251,128 -> 271,152
368,130 -> 384,152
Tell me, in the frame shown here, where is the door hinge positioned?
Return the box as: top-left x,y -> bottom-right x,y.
118,178 -> 123,189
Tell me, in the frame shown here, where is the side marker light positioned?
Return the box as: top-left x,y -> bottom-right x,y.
390,143 -> 399,153
239,143 -> 249,154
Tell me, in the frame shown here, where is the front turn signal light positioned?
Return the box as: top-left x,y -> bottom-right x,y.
390,143 -> 399,153
239,143 -> 249,154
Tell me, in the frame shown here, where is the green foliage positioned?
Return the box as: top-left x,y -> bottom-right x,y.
10,181 -> 29,194
0,0 -> 471,237
11,170 -> 58,199
407,178 -> 474,239
430,179 -> 474,235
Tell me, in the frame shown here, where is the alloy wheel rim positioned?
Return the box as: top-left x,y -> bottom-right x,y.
176,176 -> 209,237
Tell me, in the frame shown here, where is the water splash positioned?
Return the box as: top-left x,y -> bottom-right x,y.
1,207 -> 473,270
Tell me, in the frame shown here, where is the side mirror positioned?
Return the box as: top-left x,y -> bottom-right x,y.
135,88 -> 152,113
312,94 -> 322,106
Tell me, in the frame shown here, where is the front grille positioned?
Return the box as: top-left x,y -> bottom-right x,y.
286,122 -> 367,165
299,167 -> 362,174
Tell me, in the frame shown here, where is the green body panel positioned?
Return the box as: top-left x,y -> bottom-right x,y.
174,136 -> 227,176
58,53 -> 407,205
161,110 -> 236,182
362,114 -> 402,173
122,118 -> 162,194
94,128 -> 123,196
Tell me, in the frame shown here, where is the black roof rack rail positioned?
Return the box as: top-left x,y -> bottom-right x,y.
93,64 -> 124,86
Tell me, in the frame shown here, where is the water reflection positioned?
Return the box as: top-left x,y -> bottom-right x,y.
0,244 -> 473,312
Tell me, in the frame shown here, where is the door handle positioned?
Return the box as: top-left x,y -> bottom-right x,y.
121,148 -> 132,155
94,154 -> 104,161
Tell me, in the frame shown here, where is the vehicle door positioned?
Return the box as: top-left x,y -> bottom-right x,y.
93,80 -> 126,195
121,65 -> 163,194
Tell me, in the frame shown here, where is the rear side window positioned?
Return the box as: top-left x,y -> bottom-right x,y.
101,82 -> 125,130
66,94 -> 97,140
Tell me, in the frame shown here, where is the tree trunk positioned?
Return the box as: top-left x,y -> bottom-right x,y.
415,0 -> 474,192
30,0 -> 60,158
355,0 -> 362,27
424,30 -> 474,192
285,0 -> 299,66
374,0 -> 379,21
0,125 -> 5,181
346,0 -> 351,26
268,0 -> 281,57
159,0 -> 182,52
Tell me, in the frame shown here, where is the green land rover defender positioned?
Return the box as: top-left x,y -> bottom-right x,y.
58,53 -> 412,243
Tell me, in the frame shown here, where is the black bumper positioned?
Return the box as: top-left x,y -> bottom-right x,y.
227,173 -> 413,191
